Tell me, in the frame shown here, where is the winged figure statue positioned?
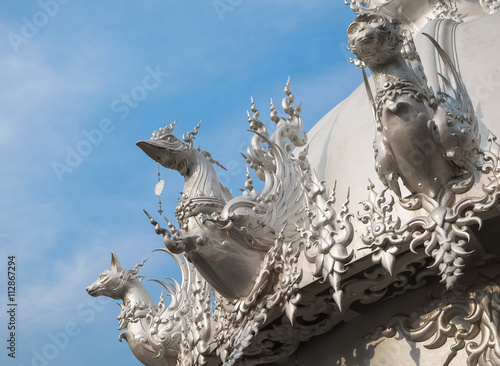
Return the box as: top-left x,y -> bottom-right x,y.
347,13 -> 480,201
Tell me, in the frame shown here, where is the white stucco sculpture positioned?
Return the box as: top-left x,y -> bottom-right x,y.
87,1 -> 500,365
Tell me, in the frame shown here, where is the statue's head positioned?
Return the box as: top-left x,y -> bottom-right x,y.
137,121 -> 199,175
347,13 -> 403,67
86,253 -> 147,300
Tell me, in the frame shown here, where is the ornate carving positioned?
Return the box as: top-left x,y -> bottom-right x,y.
237,250 -> 439,365
428,1 -> 463,22
138,79 -> 311,301
346,13 -> 500,289
301,173 -> 354,310
369,275 -> 500,366
87,251 -> 213,366
480,0 -> 500,14
342,249 -> 437,306
86,253 -> 186,365
358,134 -> 500,288
238,294 -> 345,366
344,0 -> 393,14
358,180 -> 407,274
481,133 -> 500,196
213,230 -> 302,365
133,81 -> 357,364
346,0 -> 464,23
84,3 -> 500,365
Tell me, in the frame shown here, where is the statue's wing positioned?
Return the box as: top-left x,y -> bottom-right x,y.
423,33 -> 480,171
216,131 -> 308,251
423,33 -> 474,118
213,85 -> 309,252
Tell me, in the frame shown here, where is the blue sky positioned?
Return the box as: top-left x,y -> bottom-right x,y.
0,1 -> 363,365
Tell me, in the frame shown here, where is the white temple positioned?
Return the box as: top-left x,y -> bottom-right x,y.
87,1 -> 500,365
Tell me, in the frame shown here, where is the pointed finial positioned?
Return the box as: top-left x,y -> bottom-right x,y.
164,216 -> 179,236
183,120 -> 202,145
250,96 -> 259,117
333,290 -> 344,312
270,98 -> 279,123
285,76 -> 291,96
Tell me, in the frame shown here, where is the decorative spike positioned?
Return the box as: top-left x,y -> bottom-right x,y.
282,77 -> 296,116
164,216 -> 179,236
198,148 -> 227,170
127,258 -> 149,277
285,76 -> 291,96
270,98 -> 279,123
251,96 -> 259,116
183,120 -> 202,144
144,209 -> 171,238
332,290 -> 344,312
244,165 -> 254,192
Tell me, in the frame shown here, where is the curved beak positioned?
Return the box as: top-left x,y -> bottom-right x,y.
136,140 -> 166,163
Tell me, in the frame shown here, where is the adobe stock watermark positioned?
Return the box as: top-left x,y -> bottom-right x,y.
474,74 -> 500,102
18,296 -> 112,366
213,0 -> 244,21
51,65 -> 169,182
7,0 -> 72,54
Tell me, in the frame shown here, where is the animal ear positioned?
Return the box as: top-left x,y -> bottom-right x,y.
110,252 -> 122,270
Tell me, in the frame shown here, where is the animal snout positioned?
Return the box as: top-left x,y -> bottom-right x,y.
86,285 -> 98,296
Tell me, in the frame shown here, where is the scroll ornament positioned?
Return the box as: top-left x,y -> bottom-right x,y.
369,275 -> 500,366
